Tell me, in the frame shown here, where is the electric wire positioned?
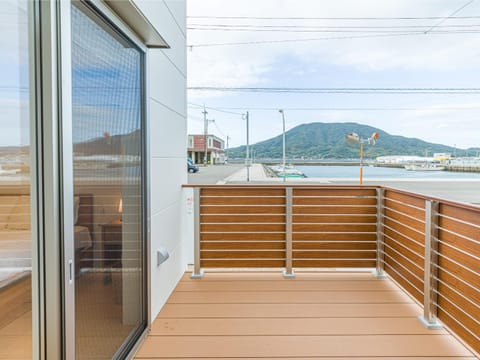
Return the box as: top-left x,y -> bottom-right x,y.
424,0 -> 476,34
187,30 -> 479,47
188,15 -> 480,21
188,27 -> 480,34
188,102 -> 244,115
187,105 -> 480,112
188,87 -> 480,94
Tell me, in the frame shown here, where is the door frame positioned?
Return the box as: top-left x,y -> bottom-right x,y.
34,1 -> 151,358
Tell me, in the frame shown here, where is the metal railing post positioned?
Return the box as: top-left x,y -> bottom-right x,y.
418,200 -> 441,329
191,187 -> 204,279
375,188 -> 387,279
283,187 -> 295,278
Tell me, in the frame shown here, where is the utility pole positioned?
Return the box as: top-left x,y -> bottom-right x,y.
226,135 -> 230,163
202,105 -> 214,165
202,106 -> 208,165
244,111 -> 250,182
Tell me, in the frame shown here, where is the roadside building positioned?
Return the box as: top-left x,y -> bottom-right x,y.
188,134 -> 226,164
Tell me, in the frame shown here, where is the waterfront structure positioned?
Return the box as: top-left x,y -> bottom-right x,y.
187,134 -> 226,164
376,155 -> 428,164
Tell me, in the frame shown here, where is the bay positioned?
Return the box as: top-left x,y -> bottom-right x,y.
296,165 -> 480,179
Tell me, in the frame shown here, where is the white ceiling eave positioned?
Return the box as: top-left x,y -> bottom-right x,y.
104,0 -> 170,49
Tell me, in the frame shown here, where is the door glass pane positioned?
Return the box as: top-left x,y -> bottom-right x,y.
0,1 -> 33,359
71,4 -> 145,359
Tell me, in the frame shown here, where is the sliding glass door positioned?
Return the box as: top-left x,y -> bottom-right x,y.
69,2 -> 146,358
0,1 -> 36,358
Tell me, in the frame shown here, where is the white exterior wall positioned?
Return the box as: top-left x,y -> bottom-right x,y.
133,0 -> 187,321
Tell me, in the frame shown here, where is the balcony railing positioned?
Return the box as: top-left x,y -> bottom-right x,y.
185,184 -> 480,354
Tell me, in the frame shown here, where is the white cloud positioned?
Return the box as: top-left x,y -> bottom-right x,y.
187,0 -> 480,148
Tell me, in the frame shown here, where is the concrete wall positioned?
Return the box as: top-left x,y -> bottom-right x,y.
133,0 -> 187,321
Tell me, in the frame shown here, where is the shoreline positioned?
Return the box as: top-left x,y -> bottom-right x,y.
223,164 -> 480,205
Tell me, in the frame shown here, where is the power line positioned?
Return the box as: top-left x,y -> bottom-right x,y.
187,23 -> 480,34
188,87 -> 480,94
188,23 -> 480,29
424,0 -> 476,34
187,30 -> 478,48
189,105 -> 480,111
188,27 -> 480,34
188,102 -> 244,115
213,122 -> 227,137
188,15 -> 480,21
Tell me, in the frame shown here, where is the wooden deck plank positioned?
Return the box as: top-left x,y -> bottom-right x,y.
168,290 -> 411,304
151,317 -> 447,336
175,280 -> 398,292
157,303 -> 422,318
136,335 -> 473,358
180,272 -> 378,282
136,272 -> 477,360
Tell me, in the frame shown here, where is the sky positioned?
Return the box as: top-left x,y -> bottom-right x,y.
187,0 -> 480,149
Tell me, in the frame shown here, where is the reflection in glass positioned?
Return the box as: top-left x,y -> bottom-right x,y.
0,1 -> 33,359
71,3 -> 145,359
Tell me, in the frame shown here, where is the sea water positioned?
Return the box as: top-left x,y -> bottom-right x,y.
296,165 -> 480,179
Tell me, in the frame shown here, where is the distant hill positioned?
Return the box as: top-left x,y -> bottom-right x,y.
227,122 -> 468,159
73,130 -> 141,156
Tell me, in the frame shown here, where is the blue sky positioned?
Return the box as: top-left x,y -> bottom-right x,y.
187,0 -> 480,149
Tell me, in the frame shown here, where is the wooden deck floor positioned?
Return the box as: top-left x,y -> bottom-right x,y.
135,271 -> 478,360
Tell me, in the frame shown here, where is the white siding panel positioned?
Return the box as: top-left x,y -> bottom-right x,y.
150,157 -> 186,216
150,200 -> 182,256
134,0 -> 186,75
149,99 -> 187,158
163,0 -> 186,34
130,0 -> 187,323
150,241 -> 185,319
149,52 -> 186,117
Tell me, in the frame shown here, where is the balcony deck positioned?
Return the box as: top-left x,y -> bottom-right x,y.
135,271 -> 477,359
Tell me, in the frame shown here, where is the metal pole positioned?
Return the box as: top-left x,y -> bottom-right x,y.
191,188 -> 204,279
359,141 -> 364,185
203,106 -> 208,165
283,188 -> 295,278
418,200 -> 441,329
279,109 -> 286,182
375,188 -> 386,278
246,111 -> 250,182
226,135 -> 230,162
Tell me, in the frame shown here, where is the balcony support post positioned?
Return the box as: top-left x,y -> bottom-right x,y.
418,200 -> 442,329
374,188 -> 387,279
191,187 -> 204,279
283,187 -> 295,278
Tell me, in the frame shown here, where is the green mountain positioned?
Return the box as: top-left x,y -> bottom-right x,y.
227,122 -> 466,159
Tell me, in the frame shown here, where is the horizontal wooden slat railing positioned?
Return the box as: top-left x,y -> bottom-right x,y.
191,186 -> 379,276
381,189 -> 426,303
199,187 -> 287,269
185,184 -> 480,354
292,187 -> 377,269
378,187 -> 480,354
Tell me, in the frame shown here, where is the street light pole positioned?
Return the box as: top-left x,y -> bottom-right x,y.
359,142 -> 364,185
244,111 -> 250,182
279,109 -> 286,182
345,132 -> 378,186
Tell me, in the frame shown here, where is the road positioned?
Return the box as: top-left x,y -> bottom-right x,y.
188,164 -> 243,184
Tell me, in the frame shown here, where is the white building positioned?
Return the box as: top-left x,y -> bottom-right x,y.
0,1 -> 186,358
